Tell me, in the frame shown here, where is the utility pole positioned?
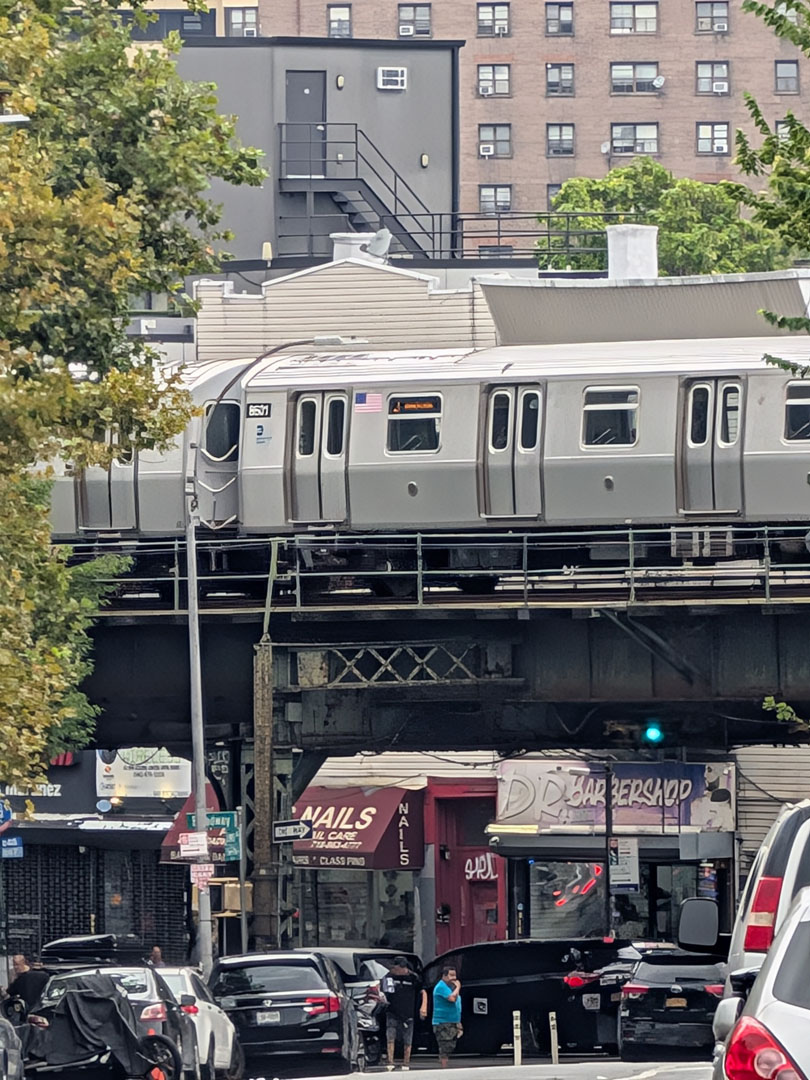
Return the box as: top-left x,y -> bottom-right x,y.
252,633 -> 275,949
185,476 -> 213,976
604,763 -> 614,939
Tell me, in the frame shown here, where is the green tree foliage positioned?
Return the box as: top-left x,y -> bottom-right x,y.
541,158 -> 789,275
0,0 -> 265,784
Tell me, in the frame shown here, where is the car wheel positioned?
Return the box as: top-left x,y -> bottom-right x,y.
200,1037 -> 215,1080
217,1039 -> 244,1080
140,1033 -> 183,1080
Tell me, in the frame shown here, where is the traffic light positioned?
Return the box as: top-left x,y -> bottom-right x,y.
642,720 -> 665,745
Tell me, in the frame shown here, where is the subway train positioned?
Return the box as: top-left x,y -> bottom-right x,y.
51,335 -> 810,587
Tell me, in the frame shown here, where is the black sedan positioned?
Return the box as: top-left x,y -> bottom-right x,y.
618,952 -> 727,1061
209,951 -> 360,1074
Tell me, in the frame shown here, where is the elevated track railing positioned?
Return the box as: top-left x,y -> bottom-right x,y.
64,524 -> 810,616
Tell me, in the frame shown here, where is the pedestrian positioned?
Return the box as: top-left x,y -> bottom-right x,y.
7,954 -> 49,1010
432,965 -> 462,1069
148,945 -> 165,968
381,955 -> 427,1072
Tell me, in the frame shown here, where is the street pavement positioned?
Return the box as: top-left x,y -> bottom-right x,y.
249,1057 -> 712,1080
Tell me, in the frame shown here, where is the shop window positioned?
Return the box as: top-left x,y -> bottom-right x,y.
529,861 -> 606,938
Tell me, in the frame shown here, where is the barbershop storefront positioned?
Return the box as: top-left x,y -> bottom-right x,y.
487,759 -> 736,943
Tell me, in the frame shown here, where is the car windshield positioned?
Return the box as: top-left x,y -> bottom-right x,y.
212,963 -> 327,996
773,920 -> 810,1009
634,960 -> 725,984
43,970 -> 151,1003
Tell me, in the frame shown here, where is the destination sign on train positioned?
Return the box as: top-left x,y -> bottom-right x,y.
388,396 -> 441,415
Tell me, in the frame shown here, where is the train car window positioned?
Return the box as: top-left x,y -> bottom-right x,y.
688,385 -> 711,447
519,392 -> 540,451
298,399 -> 317,456
489,392 -> 512,451
387,395 -> 441,453
204,401 -> 240,462
325,398 -> 346,456
785,382 -> 810,440
582,387 -> 638,447
719,385 -> 741,446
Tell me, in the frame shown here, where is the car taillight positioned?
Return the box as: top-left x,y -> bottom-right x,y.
181,1004 -> 199,1015
140,1003 -> 167,1022
564,973 -> 599,989
621,983 -> 649,999
705,984 -> 725,998
724,1016 -> 804,1080
743,876 -> 783,952
305,995 -> 341,1016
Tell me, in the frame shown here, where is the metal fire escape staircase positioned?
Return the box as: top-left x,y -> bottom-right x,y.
278,122 -> 439,259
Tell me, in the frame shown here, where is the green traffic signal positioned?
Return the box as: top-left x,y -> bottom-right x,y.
643,722 -> 665,744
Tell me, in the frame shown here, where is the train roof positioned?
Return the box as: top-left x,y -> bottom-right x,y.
241,336 -> 810,389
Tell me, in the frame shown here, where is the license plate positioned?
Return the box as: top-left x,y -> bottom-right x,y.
256,1010 -> 281,1025
582,994 -> 601,1010
665,997 -> 687,1008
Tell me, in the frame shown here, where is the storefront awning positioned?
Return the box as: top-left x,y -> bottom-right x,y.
292,786 -> 424,870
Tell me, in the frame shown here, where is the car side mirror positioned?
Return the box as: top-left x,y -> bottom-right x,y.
712,996 -> 742,1043
678,897 -> 719,951
180,994 -> 196,1008
729,968 -> 761,998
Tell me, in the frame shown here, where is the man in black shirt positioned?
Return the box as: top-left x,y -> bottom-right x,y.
381,956 -> 426,1072
7,954 -> 49,1010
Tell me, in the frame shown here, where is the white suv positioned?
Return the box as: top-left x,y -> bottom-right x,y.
161,967 -> 243,1079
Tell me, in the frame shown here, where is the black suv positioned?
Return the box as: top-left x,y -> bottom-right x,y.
209,951 -> 359,1073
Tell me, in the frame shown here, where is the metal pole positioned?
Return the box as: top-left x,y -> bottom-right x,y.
549,1011 -> 559,1065
512,1010 -> 522,1066
186,479 -> 213,977
604,763 -> 613,939
237,806 -> 249,954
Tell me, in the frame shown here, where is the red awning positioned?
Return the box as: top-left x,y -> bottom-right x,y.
292,786 -> 424,871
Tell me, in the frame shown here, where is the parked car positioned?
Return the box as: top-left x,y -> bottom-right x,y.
295,948 -> 422,996
617,951 -> 727,1060
419,938 -> 638,1056
161,967 -> 244,1080
0,1017 -> 23,1080
208,951 -> 361,1074
711,884 -> 810,1079
33,966 -> 197,1077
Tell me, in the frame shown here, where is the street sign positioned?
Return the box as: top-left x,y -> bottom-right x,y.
190,863 -> 215,892
273,819 -> 313,842
179,831 -> 209,858
187,811 -> 241,862
1,836 -> 23,859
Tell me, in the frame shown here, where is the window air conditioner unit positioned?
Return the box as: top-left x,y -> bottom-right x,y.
712,80 -> 729,92
479,85 -> 494,95
399,24 -> 415,35
479,143 -> 495,156
243,26 -> 257,36
714,141 -> 728,153
714,20 -> 728,30
377,66 -> 408,90
495,23 -> 508,34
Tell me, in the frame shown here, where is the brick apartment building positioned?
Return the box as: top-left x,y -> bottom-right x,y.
253,0 -> 809,218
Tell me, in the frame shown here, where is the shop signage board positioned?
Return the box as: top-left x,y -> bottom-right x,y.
96,748 -> 192,800
1,836 -> 23,859
495,760 -> 735,834
609,837 -> 640,892
291,786 -> 425,870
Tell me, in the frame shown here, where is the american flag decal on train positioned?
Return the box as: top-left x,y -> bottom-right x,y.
354,392 -> 382,413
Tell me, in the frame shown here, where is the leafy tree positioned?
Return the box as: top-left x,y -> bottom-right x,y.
0,0 -> 265,784
541,158 -> 789,275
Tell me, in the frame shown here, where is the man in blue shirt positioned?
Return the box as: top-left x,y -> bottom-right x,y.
431,965 -> 462,1068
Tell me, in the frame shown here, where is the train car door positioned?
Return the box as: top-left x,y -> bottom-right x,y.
483,386 -> 543,517
197,401 -> 240,527
681,379 -> 744,512
290,392 -> 348,522
78,437 -> 137,531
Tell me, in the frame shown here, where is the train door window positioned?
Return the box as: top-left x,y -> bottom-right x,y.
785,382 -> 810,440
298,398 -> 318,456
204,402 -> 240,461
719,384 -> 741,446
325,397 -> 346,456
489,392 -> 512,451
688,384 -> 711,446
582,387 -> 639,447
387,395 -> 442,453
519,390 -> 540,451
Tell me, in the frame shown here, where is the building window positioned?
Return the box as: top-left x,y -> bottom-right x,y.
695,1 -> 728,31
776,60 -> 799,92
478,64 -> 511,96
328,4 -> 351,36
479,123 -> 512,157
775,118 -> 792,141
611,122 -> 659,154
547,123 -> 575,155
696,61 -> 729,93
546,2 -> 574,34
398,4 -> 431,34
610,2 -> 658,33
546,63 -> 575,95
478,3 -> 510,35
696,121 -> 729,154
582,387 -> 639,447
181,12 -> 203,31
611,62 -> 659,93
479,184 -> 513,213
225,7 -> 258,35
547,183 -> 562,208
